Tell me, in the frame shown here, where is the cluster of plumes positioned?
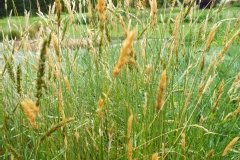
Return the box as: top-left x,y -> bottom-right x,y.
21,99 -> 39,129
155,70 -> 167,110
150,0 -> 157,27
96,0 -> 106,26
113,30 -> 137,77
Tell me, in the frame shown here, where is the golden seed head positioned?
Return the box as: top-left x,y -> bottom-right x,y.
52,33 -> 60,62
156,70 -> 167,110
113,30 -> 137,77
145,64 -> 152,75
150,0 -> 157,27
181,133 -> 186,150
96,0 -> 106,25
127,114 -> 134,139
98,97 -> 104,110
64,135 -> 68,148
151,153 -> 158,160
205,24 -> 218,52
128,139 -> 133,160
222,136 -> 239,156
75,131 -> 80,143
21,99 -> 39,129
64,76 -> 71,92
55,0 -> 61,26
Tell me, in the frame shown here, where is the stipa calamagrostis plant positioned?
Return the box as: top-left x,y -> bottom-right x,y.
36,35 -> 52,106
113,30 -> 137,77
20,99 -> 39,129
222,136 -> 239,156
155,70 -> 167,110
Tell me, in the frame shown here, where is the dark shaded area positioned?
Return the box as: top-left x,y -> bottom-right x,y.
0,0 -> 101,17
0,0 -> 223,18
197,0 -> 215,9
0,0 -> 54,17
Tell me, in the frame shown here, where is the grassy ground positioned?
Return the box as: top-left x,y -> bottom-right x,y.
1,3 -> 240,160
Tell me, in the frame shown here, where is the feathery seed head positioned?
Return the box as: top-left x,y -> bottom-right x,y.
21,99 -> 39,129
222,137 -> 239,156
113,30 -> 137,77
156,70 -> 167,110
